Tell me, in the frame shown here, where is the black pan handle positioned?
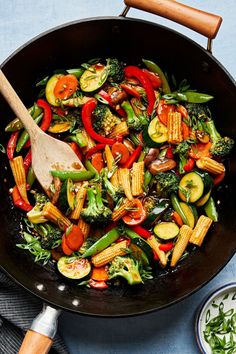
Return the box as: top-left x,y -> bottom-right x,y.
123,0 -> 222,39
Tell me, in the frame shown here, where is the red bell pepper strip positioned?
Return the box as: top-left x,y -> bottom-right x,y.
88,279 -> 108,289
120,83 -> 141,99
159,242 -> 174,252
129,225 -> 151,239
81,99 -> 116,145
166,146 -> 174,159
24,99 -> 52,148
122,145 -> 142,169
213,171 -> 225,186
97,90 -> 126,117
141,69 -> 162,89
23,149 -> 32,174
85,144 -> 106,160
12,186 -> 33,212
37,98 -> 52,131
183,157 -> 195,172
7,131 -> 19,160
69,142 -> 83,161
124,66 -> 156,115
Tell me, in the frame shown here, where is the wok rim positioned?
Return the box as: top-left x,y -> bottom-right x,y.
0,15 -> 235,317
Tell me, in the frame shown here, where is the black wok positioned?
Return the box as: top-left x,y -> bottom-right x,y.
0,0 -> 235,350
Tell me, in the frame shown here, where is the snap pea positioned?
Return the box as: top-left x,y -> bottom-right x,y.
27,166 -> 36,188
16,113 -> 43,152
67,132 -> 88,148
144,170 -> 152,187
82,228 -> 120,258
50,169 -> 95,182
204,196 -> 218,222
138,151 -> 146,162
176,91 -> 214,103
142,59 -> 171,94
5,104 -> 42,132
170,193 -> 189,226
85,160 -> 99,181
66,68 -> 84,78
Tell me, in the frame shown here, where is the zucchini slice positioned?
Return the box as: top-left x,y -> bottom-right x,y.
45,74 -> 62,106
178,171 -> 204,203
130,237 -> 153,265
142,125 -> 161,148
80,64 -> 108,92
195,171 -> 213,195
58,178 -> 75,213
57,256 -> 91,280
195,189 -> 211,207
147,117 -> 168,144
179,202 -> 195,228
143,197 -> 169,227
154,222 -> 179,240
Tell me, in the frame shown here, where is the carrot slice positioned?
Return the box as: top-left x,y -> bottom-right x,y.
172,211 -> 184,227
65,225 -> 84,251
91,266 -> 109,281
62,234 -> 73,256
54,74 -> 78,100
91,152 -> 105,172
157,99 -> 175,126
111,142 -> 130,165
181,121 -> 190,140
189,142 -> 212,159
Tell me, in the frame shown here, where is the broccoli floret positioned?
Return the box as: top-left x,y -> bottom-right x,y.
174,141 -> 190,157
108,256 -> 143,285
156,172 -> 180,195
106,58 -> 124,83
206,120 -> 234,157
121,100 -> 148,131
185,103 -> 212,121
93,104 -> 121,135
100,168 -> 123,203
27,193 -> 49,224
35,223 -> 62,249
80,185 -> 112,225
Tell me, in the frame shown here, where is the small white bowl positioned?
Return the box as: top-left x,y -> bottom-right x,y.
195,282 -> 236,354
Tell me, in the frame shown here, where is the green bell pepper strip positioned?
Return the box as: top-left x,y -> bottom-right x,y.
82,228 -> 120,258
16,113 -> 43,152
176,91 -> 214,103
5,104 -> 42,132
50,170 -> 95,182
142,59 -> 171,94
170,193 -> 190,226
204,197 -> 218,222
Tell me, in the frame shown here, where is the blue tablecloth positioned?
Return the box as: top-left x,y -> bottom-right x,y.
0,1 -> 235,353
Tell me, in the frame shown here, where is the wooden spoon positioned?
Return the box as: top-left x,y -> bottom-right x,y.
0,69 -> 84,193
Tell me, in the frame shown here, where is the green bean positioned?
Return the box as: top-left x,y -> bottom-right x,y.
204,197 -> 218,222
142,59 -> 171,94
5,104 -> 42,132
144,170 -> 152,187
85,160 -> 99,180
50,169 -> 95,182
16,113 -> 43,152
66,68 -> 84,78
138,151 -> 146,162
82,228 -> 120,258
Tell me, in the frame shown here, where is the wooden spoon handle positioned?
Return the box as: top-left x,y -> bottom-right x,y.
124,0 -> 222,39
0,69 -> 40,139
18,330 -> 53,354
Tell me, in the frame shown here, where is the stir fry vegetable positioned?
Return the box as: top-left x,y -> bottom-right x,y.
5,57 -> 234,289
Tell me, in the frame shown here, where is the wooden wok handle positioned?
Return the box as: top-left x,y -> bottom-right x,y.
18,330 -> 53,354
124,0 -> 222,39
18,304 -> 61,354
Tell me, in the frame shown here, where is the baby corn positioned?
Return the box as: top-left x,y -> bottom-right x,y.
9,156 -> 29,203
42,202 -> 71,230
110,121 -> 129,138
70,183 -> 87,219
131,161 -> 144,197
112,198 -> 134,222
91,240 -> 128,267
104,145 -> 119,188
189,215 -> 213,246
167,112 -> 183,144
78,218 -> 90,239
118,168 -> 133,201
171,225 -> 193,267
147,235 -> 167,267
196,157 -> 225,175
